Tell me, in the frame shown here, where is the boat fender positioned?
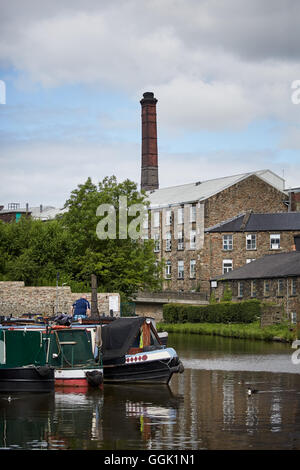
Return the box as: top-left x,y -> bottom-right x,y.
35,365 -> 53,377
85,370 -> 103,387
178,361 -> 184,374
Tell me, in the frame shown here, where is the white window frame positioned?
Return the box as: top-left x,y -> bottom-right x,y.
165,261 -> 172,279
222,259 -> 233,274
165,210 -> 172,226
177,207 -> 184,225
178,260 -> 184,279
153,211 -> 160,228
190,230 -> 196,250
190,205 -> 196,223
190,259 -> 196,279
277,278 -> 284,296
270,234 -> 280,250
238,281 -> 244,298
291,312 -> 297,324
251,280 -> 257,298
154,233 -> 160,252
264,280 -> 270,296
177,231 -> 184,250
165,231 -> 172,251
246,234 -> 256,250
223,234 -> 233,251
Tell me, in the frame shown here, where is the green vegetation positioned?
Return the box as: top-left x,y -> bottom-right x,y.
0,176 -> 162,299
163,300 -> 260,324
157,321 -> 296,343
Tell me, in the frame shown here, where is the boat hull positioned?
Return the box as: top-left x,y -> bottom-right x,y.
0,366 -> 55,393
103,348 -> 184,384
55,368 -> 103,389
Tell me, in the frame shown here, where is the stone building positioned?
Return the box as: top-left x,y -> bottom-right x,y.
143,170 -> 289,294
204,212 -> 300,286
139,92 -> 290,295
211,250 -> 300,325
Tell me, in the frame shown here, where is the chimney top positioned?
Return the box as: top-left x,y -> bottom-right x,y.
140,92 -> 157,105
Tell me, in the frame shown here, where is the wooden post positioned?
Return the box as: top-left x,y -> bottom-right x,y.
91,274 -> 99,318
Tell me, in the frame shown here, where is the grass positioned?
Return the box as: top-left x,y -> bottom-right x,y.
156,321 -> 297,343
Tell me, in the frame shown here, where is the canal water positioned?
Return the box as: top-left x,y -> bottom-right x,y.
1,333 -> 300,450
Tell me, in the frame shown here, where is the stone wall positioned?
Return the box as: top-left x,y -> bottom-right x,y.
0,281 -> 120,317
202,230 -> 300,287
204,175 -> 288,227
150,174 -> 288,293
213,277 -> 300,324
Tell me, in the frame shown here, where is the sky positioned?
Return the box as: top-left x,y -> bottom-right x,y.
1,0 -> 300,208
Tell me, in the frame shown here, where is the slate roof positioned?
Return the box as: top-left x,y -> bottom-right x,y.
214,251 -> 300,281
206,212 -> 300,233
147,170 -> 286,209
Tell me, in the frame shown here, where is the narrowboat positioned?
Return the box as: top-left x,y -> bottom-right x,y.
0,328 -> 55,392
48,326 -> 103,390
98,317 -> 184,384
0,324 -> 103,391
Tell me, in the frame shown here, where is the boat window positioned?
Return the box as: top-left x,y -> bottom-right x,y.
150,329 -> 160,346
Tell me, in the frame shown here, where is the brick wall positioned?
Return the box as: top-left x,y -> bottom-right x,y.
0,281 -> 120,317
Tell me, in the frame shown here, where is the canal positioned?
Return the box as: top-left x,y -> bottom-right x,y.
1,333 -> 300,450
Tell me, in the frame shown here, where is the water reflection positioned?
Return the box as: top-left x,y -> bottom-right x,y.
1,334 -> 300,449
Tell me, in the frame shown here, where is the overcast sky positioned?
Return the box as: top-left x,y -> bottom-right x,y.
1,0 -> 300,207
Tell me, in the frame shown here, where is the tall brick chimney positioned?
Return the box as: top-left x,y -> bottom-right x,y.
140,92 -> 159,192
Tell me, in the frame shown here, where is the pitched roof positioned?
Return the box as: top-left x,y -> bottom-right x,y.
206,212 -> 300,233
214,251 -> 300,281
147,170 -> 286,209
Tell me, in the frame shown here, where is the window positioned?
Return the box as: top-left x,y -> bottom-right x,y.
223,234 -> 233,251
165,231 -> 172,251
238,282 -> 244,298
153,211 -> 160,228
190,205 -> 196,223
190,230 -> 196,250
291,279 -> 297,296
178,260 -> 184,279
246,234 -> 256,250
277,279 -> 284,296
246,259 -> 256,264
270,234 -> 280,250
291,312 -> 297,324
165,210 -> 172,226
143,211 -> 148,229
154,233 -> 160,252
177,231 -> 184,250
223,259 -> 233,274
251,280 -> 257,298
264,280 -> 270,296
178,207 -> 184,225
165,261 -> 172,279
190,259 -> 196,279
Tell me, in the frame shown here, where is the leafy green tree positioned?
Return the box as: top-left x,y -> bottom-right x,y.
61,176 -> 162,298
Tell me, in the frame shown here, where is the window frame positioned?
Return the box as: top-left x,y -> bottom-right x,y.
190,259 -> 196,279
223,234 -> 233,251
246,233 -> 256,250
178,260 -> 184,279
222,259 -> 233,274
270,233 -> 280,250
165,260 -> 172,279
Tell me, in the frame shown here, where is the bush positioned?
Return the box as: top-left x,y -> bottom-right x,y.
163,300 -> 261,324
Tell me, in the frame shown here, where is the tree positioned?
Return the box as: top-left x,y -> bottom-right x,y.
61,176 -> 162,298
